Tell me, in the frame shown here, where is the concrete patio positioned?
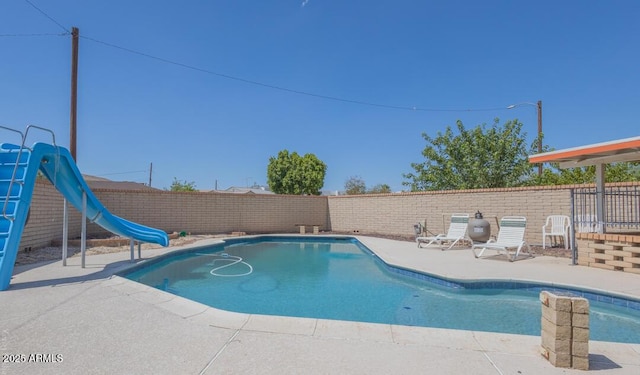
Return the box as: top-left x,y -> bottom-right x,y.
2,236 -> 640,374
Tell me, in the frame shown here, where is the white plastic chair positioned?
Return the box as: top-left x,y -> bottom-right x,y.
417,213 -> 470,250
542,215 -> 571,249
472,216 -> 533,262
576,214 -> 600,233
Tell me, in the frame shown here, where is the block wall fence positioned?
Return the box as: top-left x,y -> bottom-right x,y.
327,186 -> 572,245
19,179 -> 588,251
576,233 -> 640,275
17,180 -> 329,251
19,180 -> 83,250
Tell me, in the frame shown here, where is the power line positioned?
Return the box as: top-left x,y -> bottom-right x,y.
80,34 -> 506,113
18,0 -> 507,113
23,0 -> 69,33
0,32 -> 68,37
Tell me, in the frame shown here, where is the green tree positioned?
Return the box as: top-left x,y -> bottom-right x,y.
403,118 -> 535,191
345,177 -> 392,195
368,183 -> 392,194
267,150 -> 327,195
344,176 -> 367,195
527,162 -> 640,186
167,178 -> 197,192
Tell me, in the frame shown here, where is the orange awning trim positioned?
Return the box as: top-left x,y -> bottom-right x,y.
529,136 -> 640,165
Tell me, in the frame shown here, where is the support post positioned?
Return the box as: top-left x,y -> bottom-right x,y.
569,189 -> 577,265
130,239 -> 135,262
62,198 -> 68,266
595,164 -> 605,233
81,191 -> 87,268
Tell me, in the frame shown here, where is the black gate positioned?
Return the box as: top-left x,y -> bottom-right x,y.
572,185 -> 640,233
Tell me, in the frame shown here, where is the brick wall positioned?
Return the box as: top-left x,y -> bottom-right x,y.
19,183 -> 329,249
19,181 -> 640,275
327,186 -> 572,245
89,189 -> 329,236
576,233 -> 640,274
20,181 -> 614,250
18,179 -> 82,251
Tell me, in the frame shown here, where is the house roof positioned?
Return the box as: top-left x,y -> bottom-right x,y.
208,187 -> 274,194
86,178 -> 159,191
528,136 -> 640,168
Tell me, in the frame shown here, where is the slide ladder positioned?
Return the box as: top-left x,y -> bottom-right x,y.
0,126 -> 169,291
0,142 -> 30,291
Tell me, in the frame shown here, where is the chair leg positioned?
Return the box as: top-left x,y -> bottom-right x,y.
510,246 -> 520,262
444,238 -> 460,251
524,243 -> 533,259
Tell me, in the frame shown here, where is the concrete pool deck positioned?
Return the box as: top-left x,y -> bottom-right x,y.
2,235 -> 640,374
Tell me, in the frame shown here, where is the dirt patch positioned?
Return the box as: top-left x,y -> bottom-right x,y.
14,234 -> 221,266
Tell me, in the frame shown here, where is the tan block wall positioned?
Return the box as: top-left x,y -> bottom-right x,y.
18,180 -> 82,251
20,181 -> 639,266
19,182 -> 329,249
576,233 -> 640,274
327,186 -> 572,245
88,189 -> 329,236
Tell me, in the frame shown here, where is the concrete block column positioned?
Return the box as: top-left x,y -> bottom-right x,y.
540,291 -> 590,370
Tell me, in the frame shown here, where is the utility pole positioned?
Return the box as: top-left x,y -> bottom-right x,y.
148,162 -> 153,187
69,27 -> 79,160
64,27 -> 79,268
507,100 -> 544,176
537,100 -> 543,176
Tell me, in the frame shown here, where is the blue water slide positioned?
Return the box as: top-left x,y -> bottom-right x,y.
0,142 -> 169,290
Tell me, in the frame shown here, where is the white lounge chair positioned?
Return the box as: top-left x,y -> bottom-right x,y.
472,216 -> 533,261
542,215 -> 571,249
417,213 -> 470,250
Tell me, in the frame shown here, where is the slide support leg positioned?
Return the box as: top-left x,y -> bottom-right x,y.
62,199 -> 68,266
81,191 -> 87,268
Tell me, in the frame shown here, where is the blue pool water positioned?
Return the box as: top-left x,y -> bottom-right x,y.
122,236 -> 640,343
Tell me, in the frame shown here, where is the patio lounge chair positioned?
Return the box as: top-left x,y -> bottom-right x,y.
417,213 -> 470,250
472,216 -> 533,262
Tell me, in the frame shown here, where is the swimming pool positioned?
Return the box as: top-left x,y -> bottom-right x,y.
121,236 -> 640,343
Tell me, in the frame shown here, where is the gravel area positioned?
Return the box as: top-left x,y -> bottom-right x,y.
14,234 -> 221,266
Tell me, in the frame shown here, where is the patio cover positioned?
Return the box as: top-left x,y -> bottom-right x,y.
529,136 -> 640,168
529,136 -> 640,234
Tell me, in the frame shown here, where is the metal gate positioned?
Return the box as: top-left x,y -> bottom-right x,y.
572,185 -> 640,233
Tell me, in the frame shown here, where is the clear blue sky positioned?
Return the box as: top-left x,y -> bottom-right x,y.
1,1 -> 639,192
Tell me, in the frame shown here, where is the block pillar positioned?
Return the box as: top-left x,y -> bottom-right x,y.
540,291 -> 589,370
